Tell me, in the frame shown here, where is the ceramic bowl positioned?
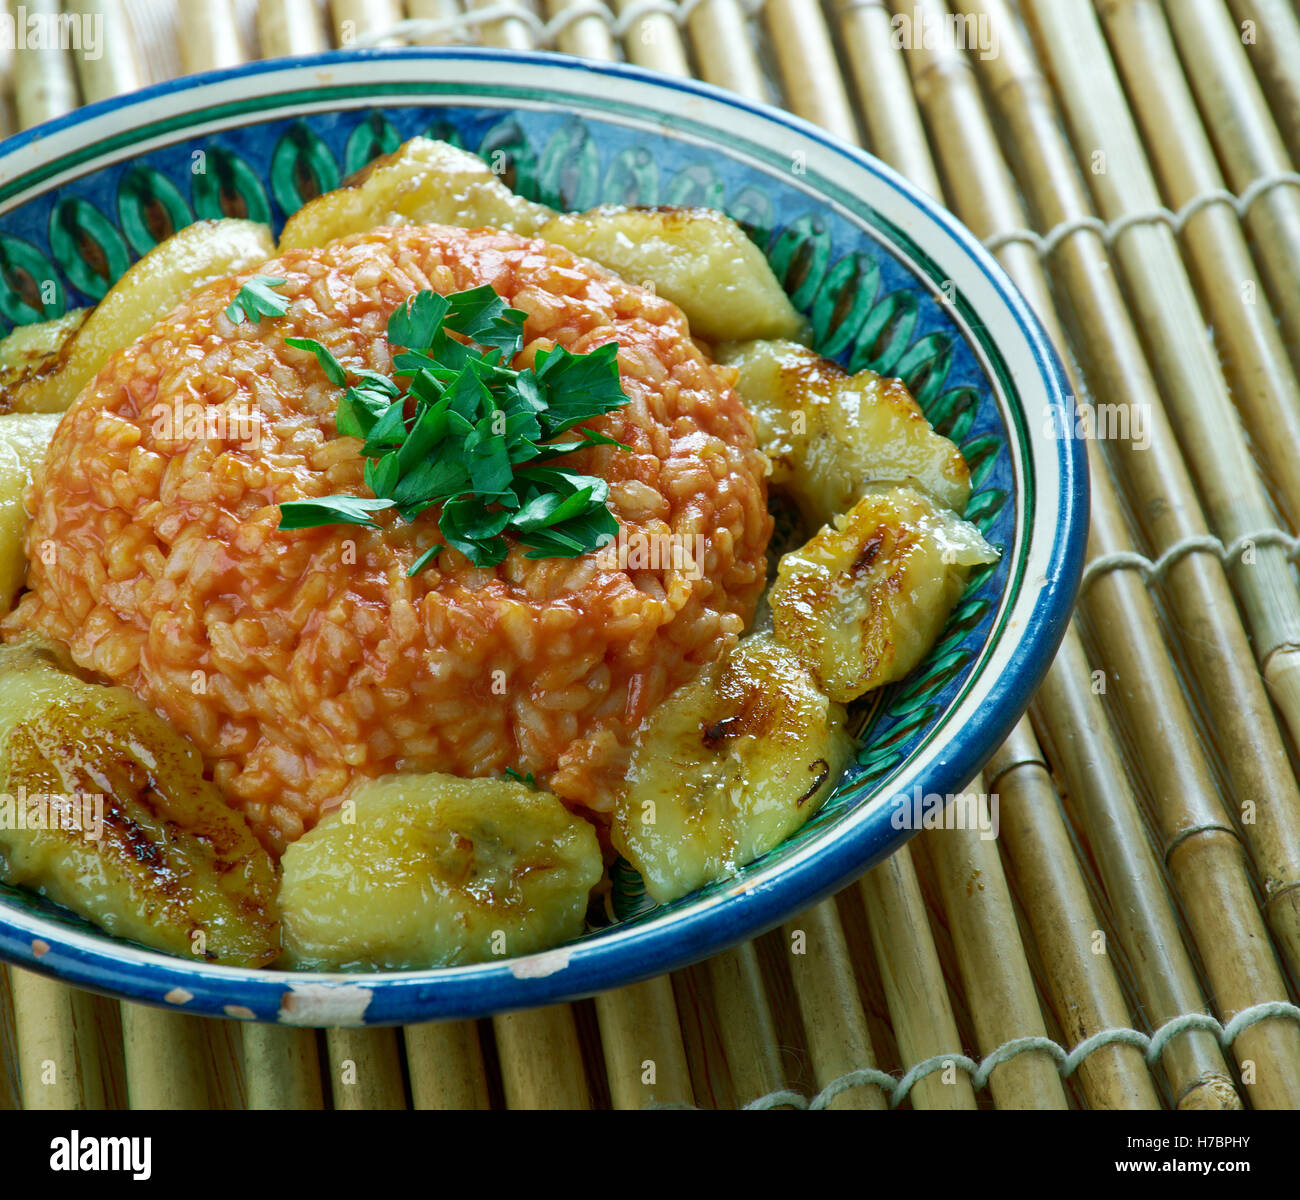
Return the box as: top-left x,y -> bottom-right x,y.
0,48 -> 1086,1025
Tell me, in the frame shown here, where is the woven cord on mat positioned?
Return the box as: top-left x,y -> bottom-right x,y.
2,0 -> 1300,1111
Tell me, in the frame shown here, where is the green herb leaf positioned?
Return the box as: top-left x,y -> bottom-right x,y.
388,290 -> 451,352
360,399 -> 410,456
353,369 -> 402,397
285,336 -> 347,386
226,276 -> 289,325
533,342 -> 627,435
572,426 -> 634,453
391,456 -> 469,506
336,386 -> 393,440
406,542 -> 444,577
519,506 -> 619,559
444,285 -> 528,354
465,421 -> 514,495
276,286 -> 632,575
364,453 -> 403,499
442,492 -> 514,541
278,494 -> 395,530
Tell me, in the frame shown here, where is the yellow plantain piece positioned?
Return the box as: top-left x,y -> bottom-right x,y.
0,309 -> 89,394
279,772 -> 602,970
0,218 -> 275,413
769,487 -> 997,703
277,136 -> 555,251
612,632 -> 853,904
0,413 -> 60,612
0,642 -> 279,965
538,204 -> 805,343
717,338 -> 970,527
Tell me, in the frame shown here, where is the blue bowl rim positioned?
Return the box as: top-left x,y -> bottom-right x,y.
0,46 -> 1088,1025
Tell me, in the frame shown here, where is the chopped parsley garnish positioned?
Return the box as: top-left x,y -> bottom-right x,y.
284,336 -> 348,386
277,284 -> 632,573
503,767 -> 538,788
226,276 -> 289,324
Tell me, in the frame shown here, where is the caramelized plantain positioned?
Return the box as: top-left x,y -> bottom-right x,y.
0,310 -> 89,399
769,488 -> 997,703
277,137 -> 555,251
0,643 -> 279,965
0,413 -> 60,612
539,205 -> 804,343
612,632 -> 853,903
279,772 -> 602,970
717,338 -> 970,526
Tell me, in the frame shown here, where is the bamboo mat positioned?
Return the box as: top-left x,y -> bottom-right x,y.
2,0 -> 1300,1112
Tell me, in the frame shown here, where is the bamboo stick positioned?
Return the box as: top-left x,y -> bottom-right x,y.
1162,0 -> 1300,374
830,889 -> 903,1076
64,1 -> 145,103
833,0 -> 938,187
858,854 -> 978,1109
1033,637 -> 1277,1103
11,970 -> 113,1108
119,1004 -> 210,1108
1015,0 -> 1300,748
614,0 -> 690,76
923,786 -> 1070,1109
403,1021 -> 491,1108
0,967 -> 17,1108
685,0 -> 767,102
670,964 -> 737,1108
467,0 -> 536,49
241,1026 -> 325,1108
257,0 -> 330,56
11,0 -> 80,126
781,902 -> 887,1109
324,1027 -> 407,1109
87,996 -> 127,1107
594,978 -> 695,1109
544,0 -> 616,59
899,0 -> 1249,1107
196,1017 -> 247,1108
115,0 -> 173,83
0,12 -> 14,139
703,943 -> 789,1106
954,0 -> 1300,983
177,0 -> 246,72
1225,0 -> 1300,164
763,0 -> 860,145
492,1005 -> 591,1108
989,730 -> 1165,1108
1099,0 -> 1300,531
902,845 -> 983,1064
838,0 -> 1140,1113
953,0 -> 1300,1108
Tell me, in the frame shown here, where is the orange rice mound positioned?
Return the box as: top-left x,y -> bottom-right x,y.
4,225 -> 772,852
